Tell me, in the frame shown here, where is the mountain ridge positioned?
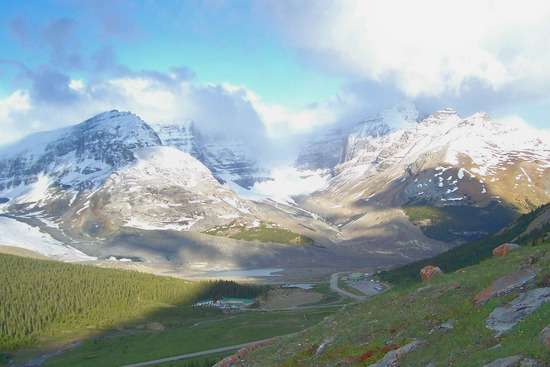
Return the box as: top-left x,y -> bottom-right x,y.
0,106 -> 547,271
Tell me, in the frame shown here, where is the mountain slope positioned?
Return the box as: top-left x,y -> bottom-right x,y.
87,146 -> 256,235
297,108 -> 550,242
0,111 -> 258,239
0,110 -> 160,219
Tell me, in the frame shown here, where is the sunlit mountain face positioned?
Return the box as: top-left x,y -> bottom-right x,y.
1,3 -> 550,367
0,0 -> 549,269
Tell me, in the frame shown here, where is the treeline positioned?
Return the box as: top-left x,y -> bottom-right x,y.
380,203 -> 550,285
0,254 -> 264,351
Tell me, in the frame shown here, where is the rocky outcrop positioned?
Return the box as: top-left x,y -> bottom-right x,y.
483,356 -> 523,367
429,319 -> 454,334
493,243 -> 521,257
368,340 -> 425,367
483,356 -> 543,367
420,265 -> 443,281
473,269 -> 536,305
315,336 -> 335,356
151,122 -> 264,189
486,288 -> 550,336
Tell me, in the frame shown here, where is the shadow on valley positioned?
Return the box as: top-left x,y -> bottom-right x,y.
345,165 -> 522,245
0,253 -> 335,367
100,228 -> 365,272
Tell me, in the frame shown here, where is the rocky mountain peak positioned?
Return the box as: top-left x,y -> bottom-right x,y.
151,121 -> 263,189
422,108 -> 461,125
353,117 -> 391,138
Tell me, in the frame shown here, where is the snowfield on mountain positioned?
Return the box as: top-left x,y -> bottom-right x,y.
0,107 -> 547,274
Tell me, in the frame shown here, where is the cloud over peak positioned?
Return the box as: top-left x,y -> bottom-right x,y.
267,0 -> 550,99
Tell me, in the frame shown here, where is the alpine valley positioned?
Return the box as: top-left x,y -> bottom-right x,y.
0,106 -> 548,278
5,3 -> 550,367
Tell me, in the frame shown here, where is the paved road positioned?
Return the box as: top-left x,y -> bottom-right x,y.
121,339 -> 272,367
329,272 -> 367,301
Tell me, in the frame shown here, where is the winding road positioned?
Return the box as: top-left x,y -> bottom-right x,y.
329,272 -> 368,301
121,339 -> 272,367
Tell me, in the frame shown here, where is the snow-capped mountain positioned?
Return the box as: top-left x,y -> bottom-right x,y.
296,103 -> 418,171
82,146 -> 256,234
295,125 -> 349,171
331,108 -> 549,205
0,106 -> 547,264
298,107 -> 550,241
0,111 -> 257,237
0,110 -> 160,194
151,122 -> 265,189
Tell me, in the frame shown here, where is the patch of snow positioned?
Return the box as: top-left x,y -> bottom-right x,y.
0,216 -> 96,262
519,167 -> 532,183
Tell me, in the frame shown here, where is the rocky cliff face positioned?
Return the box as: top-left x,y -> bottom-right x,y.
0,110 -> 161,194
151,122 -> 264,188
295,126 -> 349,171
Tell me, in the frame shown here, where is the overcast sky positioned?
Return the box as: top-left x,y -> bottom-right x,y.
1,0 -> 549,146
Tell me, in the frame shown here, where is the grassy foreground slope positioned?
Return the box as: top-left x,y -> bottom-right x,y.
236,205 -> 550,366
244,241 -> 550,366
0,254 -> 263,353
45,308 -> 334,367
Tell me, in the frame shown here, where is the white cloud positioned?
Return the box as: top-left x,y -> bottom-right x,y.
68,79 -> 85,92
249,166 -> 328,203
245,90 -> 339,137
0,90 -> 31,120
0,90 -> 32,144
267,0 -> 550,98
0,74 -> 274,150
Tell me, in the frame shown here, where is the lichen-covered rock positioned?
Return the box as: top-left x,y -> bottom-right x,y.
420,265 -> 443,281
493,243 -> 521,257
483,356 -> 523,367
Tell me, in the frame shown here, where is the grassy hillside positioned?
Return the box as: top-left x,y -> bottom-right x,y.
204,221 -> 314,245
383,203 -> 550,285
0,254 -> 264,353
45,308 -> 334,367
243,239 -> 550,366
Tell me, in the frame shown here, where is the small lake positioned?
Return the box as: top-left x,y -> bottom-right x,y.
282,283 -> 315,290
206,267 -> 284,278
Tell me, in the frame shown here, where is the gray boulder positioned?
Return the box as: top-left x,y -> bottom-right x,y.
483,356 -> 523,367
368,340 -> 425,367
486,288 -> 550,336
